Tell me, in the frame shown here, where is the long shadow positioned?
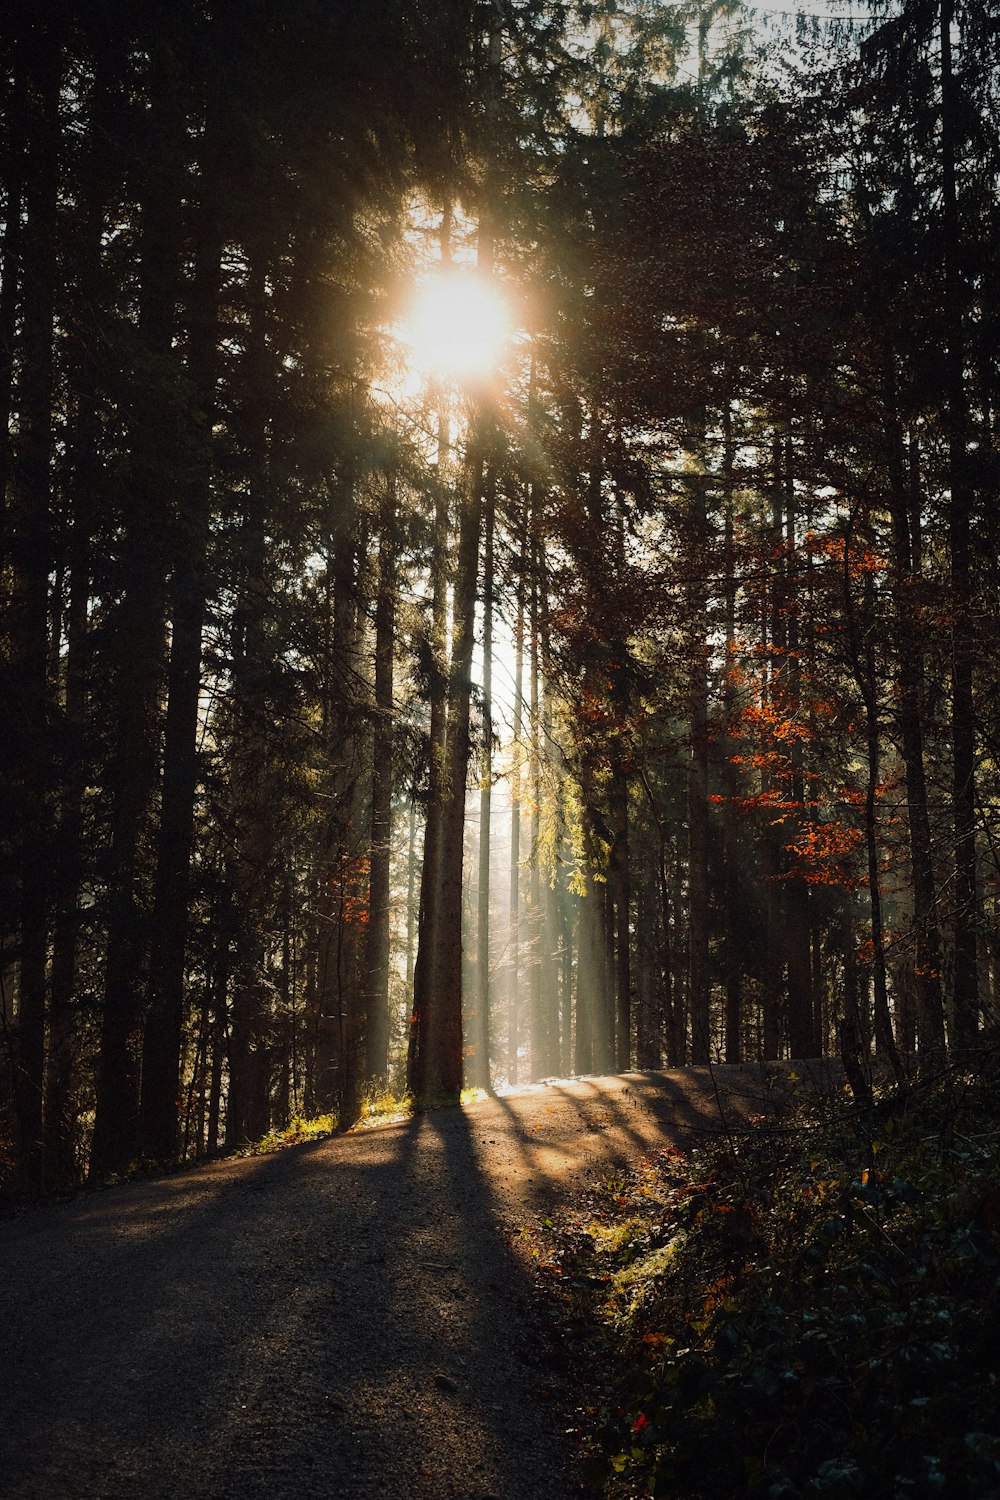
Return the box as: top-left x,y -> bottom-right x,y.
483,1074 -> 703,1218
486,1075 -> 691,1189
0,1064 -> 818,1500
421,1105 -> 579,1498
550,1078 -> 659,1155
484,1067 -> 782,1215
0,1143 -> 301,1492
0,1118 -> 445,1500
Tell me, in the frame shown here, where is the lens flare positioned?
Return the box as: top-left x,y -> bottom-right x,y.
406,273 -> 510,379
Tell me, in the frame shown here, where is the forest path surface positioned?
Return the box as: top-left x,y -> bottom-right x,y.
0,1065 -> 816,1500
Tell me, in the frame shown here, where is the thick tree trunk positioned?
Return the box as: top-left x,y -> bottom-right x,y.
420,450 -> 485,1099
408,412 -> 451,1097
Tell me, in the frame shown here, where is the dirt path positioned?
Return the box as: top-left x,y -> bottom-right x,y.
0,1066 -> 814,1500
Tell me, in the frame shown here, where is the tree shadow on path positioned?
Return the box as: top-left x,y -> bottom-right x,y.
0,1108 -> 580,1500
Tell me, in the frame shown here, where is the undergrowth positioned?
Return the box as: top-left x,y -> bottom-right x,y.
353,1085 -> 414,1128
530,1060 -> 1000,1499
239,1112 -> 337,1155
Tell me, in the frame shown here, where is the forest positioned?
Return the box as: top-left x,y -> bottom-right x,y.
1,0 -> 998,1198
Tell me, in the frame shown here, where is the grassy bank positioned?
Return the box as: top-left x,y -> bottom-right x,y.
530,1057 -> 1000,1498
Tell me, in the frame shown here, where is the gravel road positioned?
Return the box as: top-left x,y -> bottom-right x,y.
0,1066 -> 808,1500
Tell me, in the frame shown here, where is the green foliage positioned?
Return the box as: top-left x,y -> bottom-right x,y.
534,1061 -> 1000,1498
354,1085 -> 415,1127
239,1113 -> 337,1157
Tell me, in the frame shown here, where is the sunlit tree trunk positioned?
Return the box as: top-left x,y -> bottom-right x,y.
423,442 -> 486,1098
364,488 -> 398,1084
635,870 -> 657,1069
528,546 -> 545,1078
507,539 -> 525,1085
405,800 -> 418,994
609,755 -> 631,1070
472,477 -> 495,1089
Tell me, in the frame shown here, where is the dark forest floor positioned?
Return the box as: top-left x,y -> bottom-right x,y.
528,1058 -> 1000,1499
0,1067 -> 787,1500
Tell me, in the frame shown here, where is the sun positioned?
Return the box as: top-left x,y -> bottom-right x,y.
405,273 -> 510,380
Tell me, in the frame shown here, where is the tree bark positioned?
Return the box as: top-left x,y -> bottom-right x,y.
139,101 -> 224,1162
940,0 -> 979,1048
91,41 -> 183,1177
472,478 -> 495,1089
8,13 -> 61,1191
364,494 -> 398,1084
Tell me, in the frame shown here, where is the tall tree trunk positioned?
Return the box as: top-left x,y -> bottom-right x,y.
8,13 -> 61,1191
91,43 -> 183,1177
635,873 -> 657,1069
885,412 -> 946,1056
226,246 -> 273,1146
639,769 -> 674,1066
528,550 -> 545,1078
405,800 -> 418,994
609,750 -> 631,1070
139,108 -> 224,1162
421,445 -> 486,1099
408,397 -> 451,1097
722,406 -> 742,1063
762,440 -> 785,1060
0,48 -> 25,564
507,540 -> 525,1085
364,493 -> 397,1084
473,477 -> 495,1089
688,479 -> 711,1065
844,527 -> 904,1084
46,32 -> 117,1188
783,437 -> 814,1057
940,0 -> 979,1047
